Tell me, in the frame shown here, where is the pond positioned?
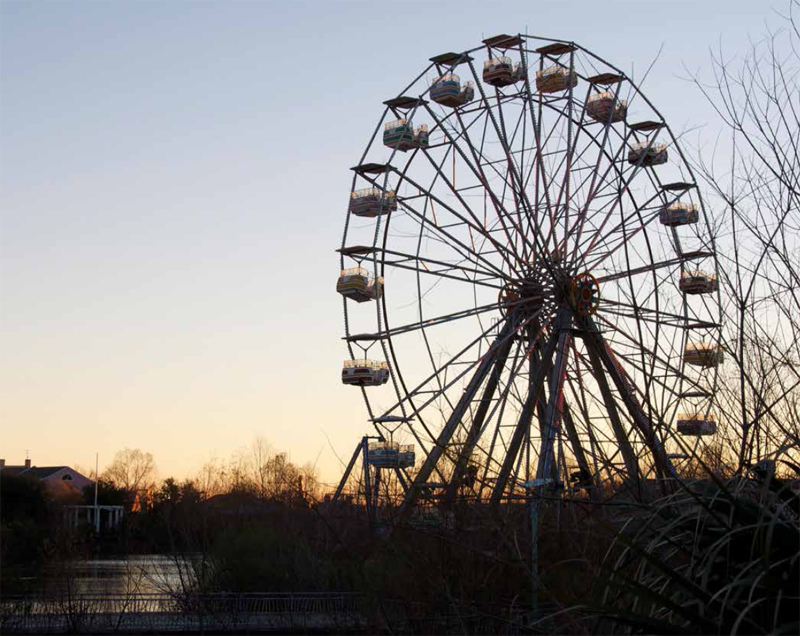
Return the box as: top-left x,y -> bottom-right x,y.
38,554 -> 201,596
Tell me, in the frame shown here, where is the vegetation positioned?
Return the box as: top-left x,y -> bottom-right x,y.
0,473 -> 54,571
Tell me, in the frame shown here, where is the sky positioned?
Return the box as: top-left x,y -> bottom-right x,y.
0,0 -> 787,486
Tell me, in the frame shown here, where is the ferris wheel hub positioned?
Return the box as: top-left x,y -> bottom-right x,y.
500,275 -> 551,317
570,273 -> 601,317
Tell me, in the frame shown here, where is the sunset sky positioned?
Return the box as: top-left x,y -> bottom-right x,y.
0,0 -> 781,486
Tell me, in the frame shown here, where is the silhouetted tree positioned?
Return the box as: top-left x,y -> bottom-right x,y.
102,448 -> 155,509
81,478 -> 126,507
687,0 -> 800,472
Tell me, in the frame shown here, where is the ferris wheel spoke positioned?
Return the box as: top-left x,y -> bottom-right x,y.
380,248 -> 504,284
382,307 -> 545,431
452,113 -> 537,269
572,180 -> 660,270
385,257 -> 505,290
566,148 -> 661,255
616,265 -> 671,404
565,127 -> 632,265
598,297 -> 719,330
448,99 -> 541,269
379,319 -> 501,425
484,75 -> 532,263
464,99 -> 538,264
594,313 -> 709,400
349,300 -> 507,343
424,104 -> 522,219
596,250 -> 713,284
549,51 -> 582,260
546,120 -> 606,220
480,50 -> 561,258
595,342 -> 685,416
466,58 -> 520,174
580,210 -> 663,273
357,170 -> 512,280
582,133 -> 680,267
518,54 -> 564,256
406,145 -> 525,276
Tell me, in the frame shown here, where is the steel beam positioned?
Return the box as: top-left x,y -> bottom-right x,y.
535,331 -> 572,481
362,438 -> 373,525
584,341 -> 642,490
397,322 -> 515,523
490,328 -> 560,507
443,337 -> 514,504
560,403 -> 601,500
332,440 -> 364,504
585,328 -> 677,486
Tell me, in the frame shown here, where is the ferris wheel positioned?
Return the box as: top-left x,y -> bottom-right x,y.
335,34 -> 722,514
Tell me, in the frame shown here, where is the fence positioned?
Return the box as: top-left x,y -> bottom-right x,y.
0,592 -> 372,634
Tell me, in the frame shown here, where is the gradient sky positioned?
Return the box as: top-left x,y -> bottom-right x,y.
0,0 -> 785,486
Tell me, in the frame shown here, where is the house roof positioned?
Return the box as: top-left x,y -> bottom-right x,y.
1,466 -> 71,479
0,466 -> 27,476
23,466 -> 70,479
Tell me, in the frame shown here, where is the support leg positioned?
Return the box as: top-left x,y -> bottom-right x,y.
398,325 -> 514,523
332,440 -> 364,504
491,328 -> 561,507
585,329 -> 676,493
362,439 -> 373,526
535,331 -> 572,481
584,340 -> 642,493
444,339 -> 513,505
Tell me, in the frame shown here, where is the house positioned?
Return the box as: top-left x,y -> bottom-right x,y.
0,457 -> 93,496
1,457 -> 123,530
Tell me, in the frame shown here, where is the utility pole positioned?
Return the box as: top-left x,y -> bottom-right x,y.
523,479 -> 552,620
94,452 -> 100,532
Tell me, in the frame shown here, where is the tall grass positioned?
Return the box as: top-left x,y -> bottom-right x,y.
591,469 -> 800,634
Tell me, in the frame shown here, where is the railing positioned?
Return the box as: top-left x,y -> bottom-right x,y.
0,592 -> 365,612
0,593 -> 371,634
677,413 -> 716,421
685,342 -> 721,353
630,141 -> 667,152
433,73 -> 460,84
587,90 -> 627,107
351,187 -> 395,199
537,65 -> 573,78
369,441 -> 400,451
343,359 -> 388,369
340,266 -> 369,278
484,56 -> 512,69
681,270 -> 716,280
665,201 -> 697,211
384,118 -> 410,131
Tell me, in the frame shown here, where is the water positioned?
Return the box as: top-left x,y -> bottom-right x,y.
42,554 -> 197,596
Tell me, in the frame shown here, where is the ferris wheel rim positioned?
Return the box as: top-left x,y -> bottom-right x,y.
339,33 -> 724,503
